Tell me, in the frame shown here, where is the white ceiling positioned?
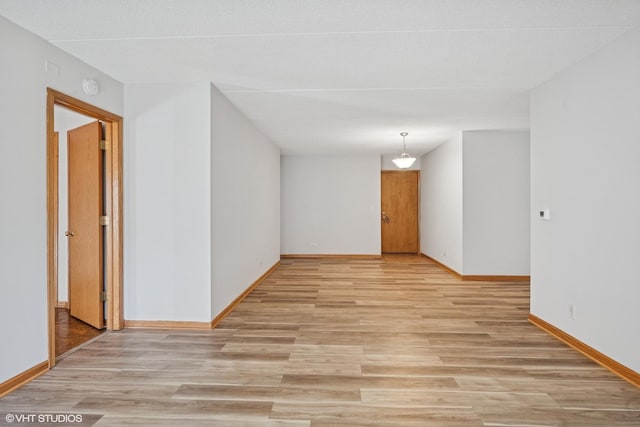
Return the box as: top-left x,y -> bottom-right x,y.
2,0 -> 640,155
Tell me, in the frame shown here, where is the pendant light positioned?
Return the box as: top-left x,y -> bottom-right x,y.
392,132 -> 416,169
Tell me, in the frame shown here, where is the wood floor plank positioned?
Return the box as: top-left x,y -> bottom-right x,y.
1,256 -> 638,425
280,374 -> 459,390
93,417 -> 310,427
360,388 -> 558,408
272,402 -> 484,426
72,397 -> 274,418
173,384 -> 362,403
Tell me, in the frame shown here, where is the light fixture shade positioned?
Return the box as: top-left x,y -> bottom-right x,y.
393,132 -> 416,169
392,152 -> 416,169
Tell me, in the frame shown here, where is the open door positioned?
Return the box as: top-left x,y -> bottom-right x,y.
381,171 -> 419,253
67,121 -> 104,329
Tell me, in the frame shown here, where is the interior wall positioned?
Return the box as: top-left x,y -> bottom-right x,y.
281,155 -> 381,255
462,130 -> 530,275
124,82 -> 211,322
54,106 -> 95,304
420,134 -> 463,272
210,84 -> 281,318
530,26 -> 640,372
0,16 -> 123,384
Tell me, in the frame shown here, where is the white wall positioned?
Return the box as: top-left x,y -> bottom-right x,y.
281,155 -> 381,255
54,107 -> 95,303
0,16 -> 122,383
380,154 -> 421,171
420,134 -> 464,272
462,130 -> 530,275
421,131 -> 530,276
530,27 -> 640,372
124,82 -> 211,322
124,82 -> 279,323
210,84 -> 280,317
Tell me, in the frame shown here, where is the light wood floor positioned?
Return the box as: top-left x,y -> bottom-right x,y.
2,257 -> 639,426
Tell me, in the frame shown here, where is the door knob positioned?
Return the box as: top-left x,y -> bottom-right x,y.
65,231 -> 74,237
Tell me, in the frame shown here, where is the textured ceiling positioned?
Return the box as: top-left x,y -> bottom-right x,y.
2,0 -> 640,155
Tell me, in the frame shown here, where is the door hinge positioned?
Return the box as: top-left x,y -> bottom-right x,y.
101,291 -> 107,302
99,140 -> 108,150
99,215 -> 110,226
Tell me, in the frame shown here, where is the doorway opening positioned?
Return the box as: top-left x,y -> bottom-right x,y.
47,88 -> 123,367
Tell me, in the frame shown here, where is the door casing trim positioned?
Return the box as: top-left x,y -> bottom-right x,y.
46,88 -> 124,368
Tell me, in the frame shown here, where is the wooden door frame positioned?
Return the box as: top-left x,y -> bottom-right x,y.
380,170 -> 420,254
46,88 -> 124,367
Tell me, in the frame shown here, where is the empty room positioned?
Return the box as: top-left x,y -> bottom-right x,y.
0,1 -> 639,425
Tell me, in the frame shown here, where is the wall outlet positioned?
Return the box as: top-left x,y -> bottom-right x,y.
568,304 -> 576,320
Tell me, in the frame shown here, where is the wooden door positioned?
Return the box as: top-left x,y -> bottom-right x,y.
67,121 -> 104,329
381,171 -> 419,253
